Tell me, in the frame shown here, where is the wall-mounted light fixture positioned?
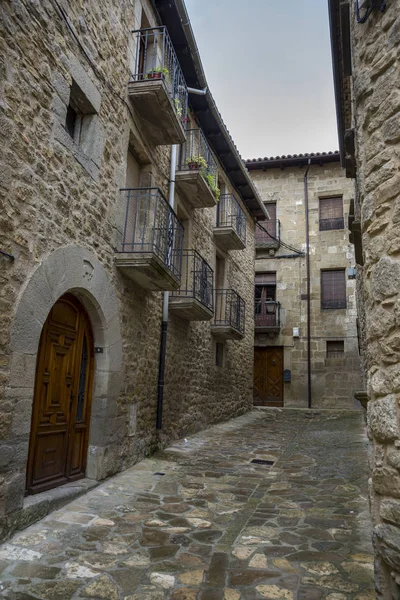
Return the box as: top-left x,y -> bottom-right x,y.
265,301 -> 277,315
356,0 -> 387,24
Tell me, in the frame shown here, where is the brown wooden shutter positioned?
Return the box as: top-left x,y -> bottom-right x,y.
321,270 -> 346,309
265,203 -> 276,221
255,272 -> 276,285
326,340 -> 344,358
320,197 -> 343,219
319,197 -> 344,230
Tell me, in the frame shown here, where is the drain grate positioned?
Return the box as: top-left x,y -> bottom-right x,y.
154,472 -> 165,476
251,459 -> 275,466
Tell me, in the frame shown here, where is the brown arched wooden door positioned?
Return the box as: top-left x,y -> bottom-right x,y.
26,294 -> 94,495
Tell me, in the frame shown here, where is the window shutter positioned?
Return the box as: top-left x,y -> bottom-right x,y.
321,270 -> 346,309
255,272 -> 276,285
265,203 -> 276,221
326,340 -> 344,357
319,197 -> 344,230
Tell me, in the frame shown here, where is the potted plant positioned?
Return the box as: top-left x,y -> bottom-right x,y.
146,66 -> 170,82
186,155 -> 207,170
173,96 -> 183,118
205,173 -> 220,200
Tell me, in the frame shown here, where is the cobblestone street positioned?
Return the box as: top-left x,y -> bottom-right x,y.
0,409 -> 374,600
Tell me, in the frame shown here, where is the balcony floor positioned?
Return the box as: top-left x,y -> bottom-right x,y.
128,79 -> 186,146
115,252 -> 180,291
169,297 -> 214,321
175,170 -> 218,209
211,325 -> 244,340
213,226 -> 246,251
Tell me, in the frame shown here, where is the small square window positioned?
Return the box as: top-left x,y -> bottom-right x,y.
326,340 -> 344,358
216,343 -> 224,367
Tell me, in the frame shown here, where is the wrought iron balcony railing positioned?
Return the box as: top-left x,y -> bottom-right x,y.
130,26 -> 188,125
319,217 -> 345,231
171,250 -> 214,312
255,220 -> 281,248
216,194 -> 246,246
117,188 -> 183,280
255,300 -> 281,329
214,289 -> 245,335
178,128 -> 219,196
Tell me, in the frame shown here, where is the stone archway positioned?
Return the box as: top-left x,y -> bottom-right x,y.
3,245 -> 123,516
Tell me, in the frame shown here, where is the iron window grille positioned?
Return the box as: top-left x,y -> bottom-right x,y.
254,299 -> 281,328
118,188 -> 184,281
255,220 -> 281,247
178,128 -> 218,192
171,249 -> 214,312
130,26 -> 188,125
214,289 -> 245,335
216,194 -> 246,246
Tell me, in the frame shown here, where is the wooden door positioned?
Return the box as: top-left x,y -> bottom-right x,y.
26,294 -> 94,495
254,346 -> 284,407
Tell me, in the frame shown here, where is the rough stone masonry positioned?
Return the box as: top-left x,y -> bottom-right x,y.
329,0 -> 400,598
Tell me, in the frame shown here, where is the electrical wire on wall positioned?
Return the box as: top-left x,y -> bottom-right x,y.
255,222 -> 305,256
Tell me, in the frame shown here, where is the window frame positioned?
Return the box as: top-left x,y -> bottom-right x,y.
319,196 -> 344,231
326,340 -> 345,358
321,269 -> 347,310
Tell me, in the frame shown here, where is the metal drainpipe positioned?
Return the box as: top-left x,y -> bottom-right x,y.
304,159 -> 312,409
156,144 -> 178,430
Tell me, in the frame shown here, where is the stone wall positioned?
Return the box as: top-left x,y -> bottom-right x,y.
0,0 -> 255,539
348,3 -> 400,597
250,160 -> 362,407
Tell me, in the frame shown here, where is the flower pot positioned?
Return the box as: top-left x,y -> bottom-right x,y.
187,162 -> 199,170
147,72 -> 162,80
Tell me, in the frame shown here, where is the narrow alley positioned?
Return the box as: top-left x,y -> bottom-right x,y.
0,409 -> 374,600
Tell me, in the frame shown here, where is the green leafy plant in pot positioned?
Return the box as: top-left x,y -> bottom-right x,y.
146,66 -> 170,82
186,155 -> 207,171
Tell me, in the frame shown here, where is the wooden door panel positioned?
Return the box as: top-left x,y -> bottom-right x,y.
27,294 -> 94,495
253,347 -> 284,407
32,432 -> 68,489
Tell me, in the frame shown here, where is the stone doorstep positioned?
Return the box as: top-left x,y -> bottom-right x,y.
0,478 -> 100,544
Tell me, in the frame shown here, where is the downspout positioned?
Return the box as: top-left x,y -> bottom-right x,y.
156,144 -> 178,430
304,159 -> 312,409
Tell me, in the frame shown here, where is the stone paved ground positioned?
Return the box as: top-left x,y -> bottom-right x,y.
0,409 -> 374,600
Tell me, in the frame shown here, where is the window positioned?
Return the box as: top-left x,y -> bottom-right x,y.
319,197 -> 344,231
321,270 -> 346,309
255,273 -> 278,326
65,80 -> 96,149
216,343 -> 224,367
326,340 -> 344,358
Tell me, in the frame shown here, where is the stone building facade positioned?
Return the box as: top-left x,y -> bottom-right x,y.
0,0 -> 266,540
329,0 -> 400,597
245,153 -> 362,408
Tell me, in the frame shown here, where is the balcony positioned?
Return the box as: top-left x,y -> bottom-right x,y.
170,250 -> 214,321
214,195 -> 246,251
175,129 -> 219,209
115,188 -> 183,291
128,27 -> 188,146
255,220 -> 281,250
211,289 -> 245,340
255,301 -> 281,334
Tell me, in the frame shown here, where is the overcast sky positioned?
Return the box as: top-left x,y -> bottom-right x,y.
184,0 -> 338,160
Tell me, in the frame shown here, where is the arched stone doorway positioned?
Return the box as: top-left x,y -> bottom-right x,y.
26,294 -> 95,495
2,245 -> 123,518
